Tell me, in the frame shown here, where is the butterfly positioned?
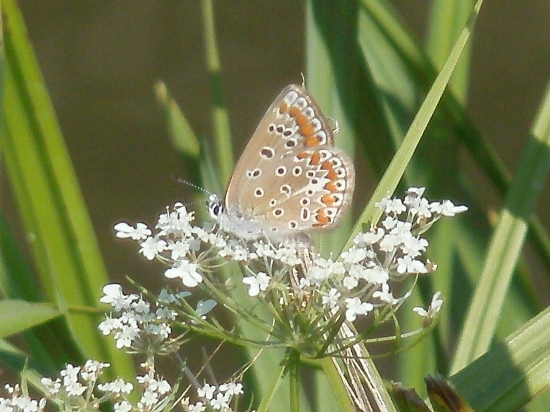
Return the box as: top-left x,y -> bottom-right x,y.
208,84 -> 355,244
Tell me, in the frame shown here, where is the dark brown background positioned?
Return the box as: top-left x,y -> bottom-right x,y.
1,0 -> 550,386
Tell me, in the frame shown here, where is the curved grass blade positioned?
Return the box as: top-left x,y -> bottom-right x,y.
1,0 -> 134,381
0,300 -> 59,338
451,306 -> 550,411
348,0 -> 484,246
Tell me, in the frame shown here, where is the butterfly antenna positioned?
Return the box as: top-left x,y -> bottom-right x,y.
171,175 -> 214,197
171,176 -> 219,210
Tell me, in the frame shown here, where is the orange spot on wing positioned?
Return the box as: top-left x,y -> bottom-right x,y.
305,136 -> 320,147
321,161 -> 333,171
279,102 -> 288,113
321,194 -> 335,206
314,209 -> 330,227
310,152 -> 321,165
300,122 -> 314,138
289,107 -> 300,118
324,181 -> 338,192
297,152 -> 310,159
326,169 -> 338,181
295,113 -> 308,126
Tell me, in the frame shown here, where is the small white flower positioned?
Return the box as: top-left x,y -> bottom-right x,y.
114,325 -> 139,348
168,241 -> 191,260
243,272 -> 271,297
373,283 -> 398,305
354,227 -> 384,246
344,298 -> 373,322
408,197 -> 432,219
139,237 -> 167,260
11,396 -> 40,412
306,258 -> 344,283
98,379 -> 133,394
144,323 -> 171,339
219,382 -> 243,396
41,377 -> 61,395
322,288 -> 341,308
431,200 -> 468,216
164,259 -> 202,287
210,392 -> 229,410
114,400 -> 132,412
188,401 -> 206,412
413,291 -> 443,320
158,288 -> 178,303
381,215 -> 398,230
98,317 -> 121,335
396,255 -> 428,274
401,235 -> 429,258
377,197 -> 406,214
138,388 -> 159,408
114,222 -> 151,240
156,306 -> 177,320
340,246 -> 367,264
100,284 -> 138,311
362,265 -> 389,284
342,275 -> 359,290
406,187 -> 425,197
379,232 -> 400,252
198,383 -> 216,400
153,379 -> 171,395
64,380 -> 86,397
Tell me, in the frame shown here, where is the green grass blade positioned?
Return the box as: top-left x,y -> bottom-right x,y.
202,0 -> 234,186
0,301 -> 60,338
1,0 -> 134,380
349,0 -> 483,246
451,306 -> 550,411
451,80 -> 550,373
155,80 -> 201,185
364,0 -> 550,277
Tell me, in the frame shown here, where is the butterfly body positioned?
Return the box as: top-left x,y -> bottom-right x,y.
208,84 -> 355,243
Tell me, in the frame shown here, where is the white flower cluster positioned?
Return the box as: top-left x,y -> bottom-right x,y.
98,284 -> 175,351
114,203 -> 305,288
113,188 -> 465,343
182,381 -> 245,412
98,284 -> 216,352
38,360 -> 171,412
295,187 -> 466,322
0,360 -> 246,412
0,385 -> 46,412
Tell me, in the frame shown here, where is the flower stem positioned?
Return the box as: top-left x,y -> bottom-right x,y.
288,349 -> 301,412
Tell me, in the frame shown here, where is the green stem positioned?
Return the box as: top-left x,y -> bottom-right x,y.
288,349 -> 301,412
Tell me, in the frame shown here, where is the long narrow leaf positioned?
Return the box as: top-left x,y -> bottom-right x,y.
451,306 -> 550,411
349,0 -> 483,246
1,0 -> 134,380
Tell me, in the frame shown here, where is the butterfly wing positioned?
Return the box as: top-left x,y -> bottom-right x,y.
224,84 -> 355,240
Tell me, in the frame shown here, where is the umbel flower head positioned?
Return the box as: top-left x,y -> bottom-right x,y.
109,187 -> 466,358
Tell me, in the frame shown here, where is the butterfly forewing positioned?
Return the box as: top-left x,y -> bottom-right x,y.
223,84 -> 354,240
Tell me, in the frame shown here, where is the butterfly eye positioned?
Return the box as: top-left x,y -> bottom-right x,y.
208,200 -> 225,220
